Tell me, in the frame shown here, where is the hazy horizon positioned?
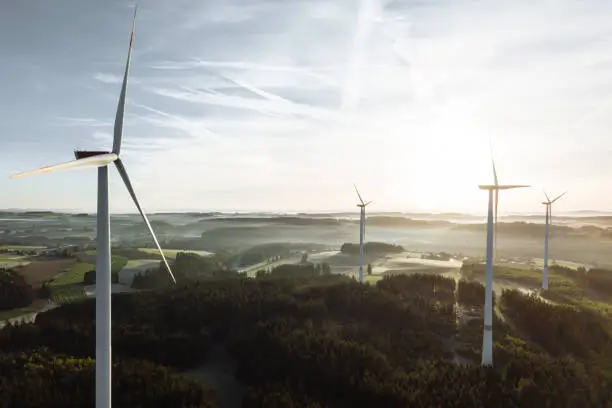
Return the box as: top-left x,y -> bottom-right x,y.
2,207 -> 610,218
3,0 -> 612,214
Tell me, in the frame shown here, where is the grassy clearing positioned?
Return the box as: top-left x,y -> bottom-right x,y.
493,267 -> 543,286
475,264 -> 612,317
51,285 -> 87,305
138,248 -> 214,259
543,281 -> 612,316
365,275 -> 383,284
118,259 -> 159,285
120,259 -> 160,274
464,264 -> 575,289
112,256 -> 128,274
532,258 -> 590,270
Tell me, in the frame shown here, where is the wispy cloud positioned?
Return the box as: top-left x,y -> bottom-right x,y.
341,0 -> 381,110
4,0 -> 612,212
52,117 -> 113,128
93,73 -> 123,84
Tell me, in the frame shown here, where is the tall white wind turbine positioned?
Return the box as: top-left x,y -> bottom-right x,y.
541,190 -> 567,290
9,7 -> 176,408
478,155 -> 529,367
354,185 -> 372,284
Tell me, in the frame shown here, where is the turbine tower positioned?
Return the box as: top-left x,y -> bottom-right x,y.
354,184 -> 372,284
9,7 -> 176,408
542,190 -> 567,290
478,154 -> 529,367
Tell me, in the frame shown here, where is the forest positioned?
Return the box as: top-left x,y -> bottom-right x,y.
1,265 -> 612,407
0,268 -> 36,311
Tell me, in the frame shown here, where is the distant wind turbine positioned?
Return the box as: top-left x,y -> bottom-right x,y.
541,190 -> 567,290
478,152 -> 529,367
9,7 -> 176,408
354,184 -> 372,284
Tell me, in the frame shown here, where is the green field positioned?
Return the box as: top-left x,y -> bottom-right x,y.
47,255 -> 128,305
50,262 -> 94,286
50,256 -> 128,287
137,248 -> 214,258
122,259 -> 160,269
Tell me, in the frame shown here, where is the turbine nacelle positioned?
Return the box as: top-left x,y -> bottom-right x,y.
74,150 -> 112,160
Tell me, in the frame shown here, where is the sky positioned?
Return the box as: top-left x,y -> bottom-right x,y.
2,0 -> 612,214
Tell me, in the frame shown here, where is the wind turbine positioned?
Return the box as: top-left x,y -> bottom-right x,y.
542,190 -> 567,290
478,153 -> 529,367
9,7 -> 176,408
354,185 -> 372,284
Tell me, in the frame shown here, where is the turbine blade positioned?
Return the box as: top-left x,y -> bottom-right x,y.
489,140 -> 499,186
496,185 -> 530,190
353,184 -> 365,205
364,200 -> 373,206
551,190 -> 567,203
9,153 -> 118,179
478,184 -> 530,190
112,6 -> 138,155
114,158 -> 176,284
543,189 -> 551,203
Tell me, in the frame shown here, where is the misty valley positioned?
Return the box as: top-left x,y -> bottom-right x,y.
1,210 -> 612,407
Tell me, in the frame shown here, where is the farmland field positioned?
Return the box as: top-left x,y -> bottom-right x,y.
49,262 -> 93,286
139,247 -> 214,258
13,259 -> 75,288
138,248 -> 214,258
49,255 -> 128,287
